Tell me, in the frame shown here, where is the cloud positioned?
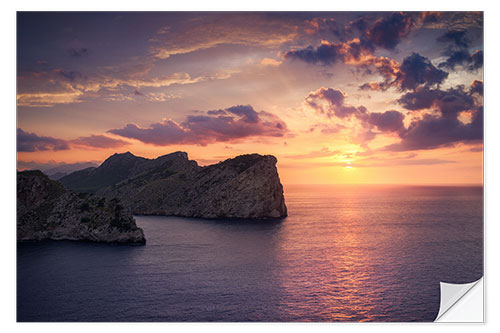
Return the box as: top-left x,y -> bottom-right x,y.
468,145 -> 483,152
285,16 -> 473,94
305,84 -> 482,151
305,87 -> 407,146
383,110 -> 482,151
305,87 -> 405,133
260,58 -> 282,66
17,128 -> 130,152
284,42 -> 343,65
439,49 -> 483,71
289,12 -> 414,63
17,69 -> 214,107
305,87 -> 367,118
412,12 -> 483,30
284,12 -> 416,68
70,135 -> 130,149
287,42 -> 449,95
398,85 -> 475,117
150,13 -> 299,59
385,81 -> 483,151
17,128 -> 70,152
108,105 -> 288,146
133,89 -> 178,102
57,70 -> 85,82
360,53 -> 448,92
437,29 -> 483,71
286,147 -> 340,159
225,105 -> 259,123
470,80 -> 483,96
394,53 -> 448,91
364,12 -> 414,50
437,29 -> 471,48
365,110 -> 405,133
304,17 -> 352,41
67,47 -> 89,57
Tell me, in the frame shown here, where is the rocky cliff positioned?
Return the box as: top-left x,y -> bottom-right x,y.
61,152 -> 287,219
17,170 -> 145,244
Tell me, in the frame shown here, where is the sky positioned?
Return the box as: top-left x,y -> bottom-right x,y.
16,11 -> 483,185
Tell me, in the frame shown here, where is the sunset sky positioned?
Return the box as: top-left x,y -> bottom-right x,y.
16,11 -> 483,185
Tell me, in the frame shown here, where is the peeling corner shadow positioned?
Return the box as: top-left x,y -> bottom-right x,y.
434,277 -> 483,322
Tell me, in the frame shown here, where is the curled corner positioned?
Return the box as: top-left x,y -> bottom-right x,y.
434,277 -> 483,322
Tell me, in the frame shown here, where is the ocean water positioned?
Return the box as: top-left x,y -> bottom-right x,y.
17,185 -> 483,322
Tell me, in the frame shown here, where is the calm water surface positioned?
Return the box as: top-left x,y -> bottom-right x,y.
17,185 -> 483,322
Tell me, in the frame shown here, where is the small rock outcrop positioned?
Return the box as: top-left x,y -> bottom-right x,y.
61,152 -> 287,219
17,170 -> 145,244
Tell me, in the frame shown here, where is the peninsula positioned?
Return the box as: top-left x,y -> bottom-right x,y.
60,152 -> 288,219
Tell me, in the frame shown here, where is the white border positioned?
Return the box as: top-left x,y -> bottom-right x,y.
3,1 -> 499,332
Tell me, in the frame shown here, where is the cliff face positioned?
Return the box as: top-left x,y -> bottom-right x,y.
62,152 -> 287,219
17,170 -> 145,244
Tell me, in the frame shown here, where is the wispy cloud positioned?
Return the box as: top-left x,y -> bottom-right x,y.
286,147 -> 340,159
17,69 -> 227,107
149,13 -> 299,59
17,129 -> 130,152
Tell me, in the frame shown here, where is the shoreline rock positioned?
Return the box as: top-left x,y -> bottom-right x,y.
17,170 -> 145,244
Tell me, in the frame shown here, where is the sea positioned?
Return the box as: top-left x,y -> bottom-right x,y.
17,184 -> 484,322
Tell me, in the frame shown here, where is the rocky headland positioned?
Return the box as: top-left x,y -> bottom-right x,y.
17,170 -> 145,244
60,152 -> 287,219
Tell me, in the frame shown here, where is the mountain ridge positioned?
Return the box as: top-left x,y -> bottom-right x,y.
60,152 -> 287,219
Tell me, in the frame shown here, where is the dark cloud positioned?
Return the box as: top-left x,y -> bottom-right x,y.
17,128 -> 70,152
284,14 -> 420,90
383,110 -> 482,151
307,84 -> 482,151
439,49 -> 483,71
57,70 -> 84,82
284,43 -> 342,66
470,50 -> 484,70
359,81 -> 390,92
108,105 -> 288,146
397,86 -> 438,110
437,29 -> 483,71
67,47 -> 89,57
283,37 -> 378,67
306,87 -> 367,119
398,86 -> 475,118
70,135 -> 130,149
365,110 -> 405,133
349,17 -> 370,33
363,12 -> 414,50
437,30 -> 471,48
225,105 -> 259,123
386,81 -> 483,151
293,13 -> 415,61
395,53 -> 448,91
470,80 -> 483,96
